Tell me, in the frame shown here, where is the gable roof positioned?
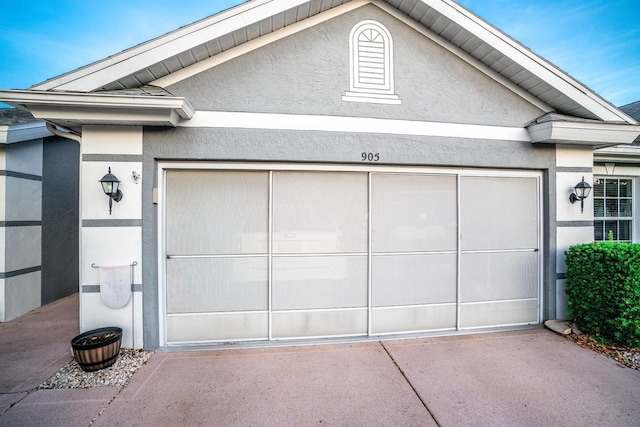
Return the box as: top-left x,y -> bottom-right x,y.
1,0 -> 639,148
21,0 -> 635,125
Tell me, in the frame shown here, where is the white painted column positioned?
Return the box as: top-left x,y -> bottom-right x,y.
555,146 -> 594,319
80,126 -> 143,348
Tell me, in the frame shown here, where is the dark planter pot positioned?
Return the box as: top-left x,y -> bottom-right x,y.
71,327 -> 123,372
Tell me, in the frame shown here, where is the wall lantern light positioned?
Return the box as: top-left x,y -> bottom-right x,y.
569,176 -> 591,214
99,167 -> 123,215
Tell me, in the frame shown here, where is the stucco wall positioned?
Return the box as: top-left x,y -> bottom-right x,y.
79,125 -> 143,348
554,146 -> 594,319
168,4 -> 544,127
0,135 -> 81,321
1,139 -> 42,321
145,128 -> 554,167
42,137 -> 79,305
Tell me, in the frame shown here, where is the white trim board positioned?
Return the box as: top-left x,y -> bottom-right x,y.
178,111 -> 532,141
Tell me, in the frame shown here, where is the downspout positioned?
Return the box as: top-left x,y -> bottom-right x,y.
46,122 -> 82,143
46,121 -> 86,341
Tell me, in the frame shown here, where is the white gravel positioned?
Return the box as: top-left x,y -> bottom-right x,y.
39,349 -> 153,389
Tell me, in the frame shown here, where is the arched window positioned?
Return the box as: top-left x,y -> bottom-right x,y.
342,20 -> 401,105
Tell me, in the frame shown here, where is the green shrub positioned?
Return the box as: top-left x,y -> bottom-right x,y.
565,242 -> 640,348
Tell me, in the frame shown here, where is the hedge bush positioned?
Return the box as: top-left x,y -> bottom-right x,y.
565,242 -> 640,348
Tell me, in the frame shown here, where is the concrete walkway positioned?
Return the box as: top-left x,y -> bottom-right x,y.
1,295 -> 639,426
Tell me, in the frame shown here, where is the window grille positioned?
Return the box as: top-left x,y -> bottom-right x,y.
593,177 -> 633,242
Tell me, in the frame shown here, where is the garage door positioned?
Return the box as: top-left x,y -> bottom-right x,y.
162,166 -> 540,345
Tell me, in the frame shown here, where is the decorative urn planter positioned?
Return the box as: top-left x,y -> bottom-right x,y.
71,327 -> 123,372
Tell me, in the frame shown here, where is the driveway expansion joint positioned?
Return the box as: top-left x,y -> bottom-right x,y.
379,341 -> 441,427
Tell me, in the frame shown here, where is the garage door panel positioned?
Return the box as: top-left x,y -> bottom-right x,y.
460,176 -> 538,251
371,254 -> 457,306
272,309 -> 367,339
272,255 -> 367,310
371,305 -> 456,334
167,312 -> 268,342
273,172 -> 368,254
163,167 -> 542,345
372,174 -> 457,252
166,257 -> 268,313
460,299 -> 538,329
166,171 -> 269,256
460,252 -> 538,303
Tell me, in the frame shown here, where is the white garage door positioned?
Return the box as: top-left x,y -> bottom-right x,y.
161,165 -> 540,345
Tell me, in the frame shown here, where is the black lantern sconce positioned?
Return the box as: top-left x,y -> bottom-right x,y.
99,167 -> 123,215
569,176 -> 592,214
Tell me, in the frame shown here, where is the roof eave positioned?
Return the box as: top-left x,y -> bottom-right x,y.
0,90 -> 195,128
0,121 -> 52,144
594,145 -> 640,163
527,120 -> 640,148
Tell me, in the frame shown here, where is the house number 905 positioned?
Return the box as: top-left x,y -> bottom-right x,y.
362,152 -> 380,162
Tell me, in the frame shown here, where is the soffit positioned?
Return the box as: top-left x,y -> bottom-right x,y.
26,0 -> 634,124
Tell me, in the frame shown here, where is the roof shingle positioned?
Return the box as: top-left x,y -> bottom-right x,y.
0,108 -> 38,125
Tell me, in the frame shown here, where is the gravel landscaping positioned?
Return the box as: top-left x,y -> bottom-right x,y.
39,349 -> 153,389
566,333 -> 640,370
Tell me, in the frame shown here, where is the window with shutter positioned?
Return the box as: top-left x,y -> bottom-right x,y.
342,20 -> 401,105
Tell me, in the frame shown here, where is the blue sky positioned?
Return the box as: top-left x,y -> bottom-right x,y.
1,0 -> 638,108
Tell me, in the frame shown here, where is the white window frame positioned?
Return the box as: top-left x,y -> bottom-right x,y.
342,20 -> 401,105
593,175 -> 634,242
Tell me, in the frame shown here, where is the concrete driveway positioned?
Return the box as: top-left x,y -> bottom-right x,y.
1,295 -> 639,426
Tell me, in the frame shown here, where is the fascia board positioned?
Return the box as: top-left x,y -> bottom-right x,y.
4,122 -> 52,144
30,0 -> 322,92
528,121 -> 640,147
422,0 -> 632,123
594,145 -> 640,163
28,105 -> 183,127
0,90 -> 194,126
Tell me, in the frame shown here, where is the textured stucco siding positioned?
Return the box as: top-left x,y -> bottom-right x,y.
42,137 -> 79,305
0,139 -> 42,321
168,4 -> 544,127
5,139 -> 42,177
144,128 -> 554,168
0,135 -> 79,321
5,177 -> 42,222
